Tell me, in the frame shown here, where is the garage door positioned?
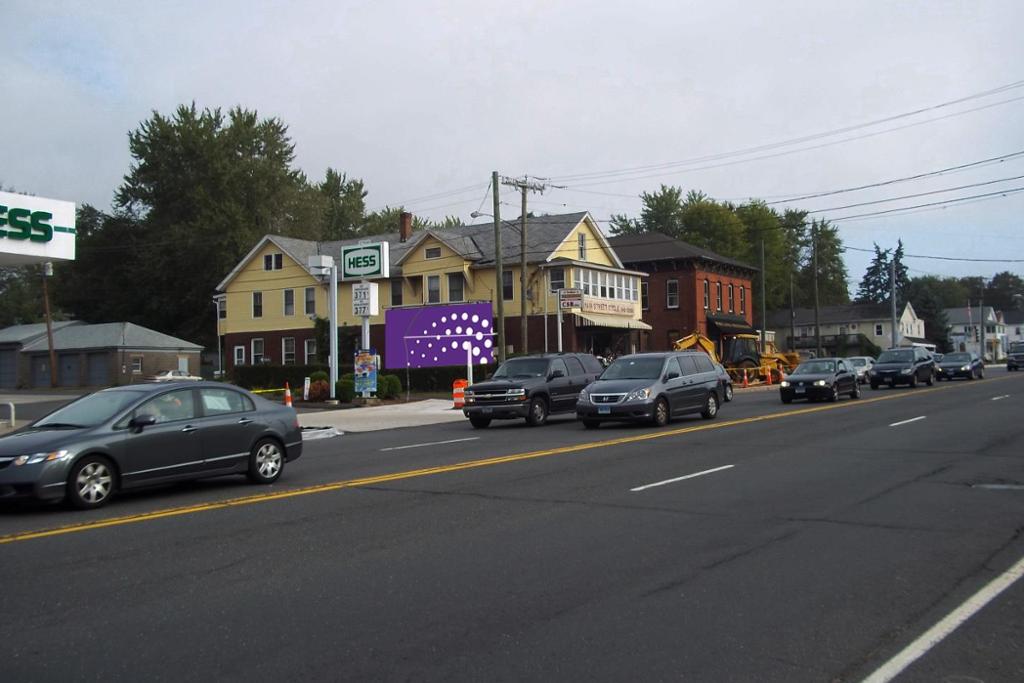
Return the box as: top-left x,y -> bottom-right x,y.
0,350 -> 16,388
59,354 -> 81,387
87,352 -> 109,387
32,357 -> 50,388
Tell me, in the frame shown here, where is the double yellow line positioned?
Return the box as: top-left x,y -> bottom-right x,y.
1,376 -> 1014,546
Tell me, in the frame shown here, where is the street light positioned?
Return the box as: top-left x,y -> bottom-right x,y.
471,209 -> 508,363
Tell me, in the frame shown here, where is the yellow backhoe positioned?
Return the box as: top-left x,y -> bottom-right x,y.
674,332 -> 799,383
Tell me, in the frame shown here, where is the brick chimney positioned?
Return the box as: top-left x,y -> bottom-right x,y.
400,212 -> 413,242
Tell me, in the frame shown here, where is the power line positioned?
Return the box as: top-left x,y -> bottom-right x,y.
806,173 -> 1024,213
842,245 -> 1024,263
543,80 -> 1024,184
830,186 -> 1024,221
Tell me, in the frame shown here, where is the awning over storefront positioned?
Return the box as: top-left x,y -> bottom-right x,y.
575,313 -> 653,330
706,314 -> 756,335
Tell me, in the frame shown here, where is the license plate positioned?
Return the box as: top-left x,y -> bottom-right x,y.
598,406 -> 611,415
795,387 -> 805,394
482,408 -> 493,414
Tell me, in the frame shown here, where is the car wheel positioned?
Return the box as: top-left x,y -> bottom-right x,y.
926,372 -> 934,386
781,395 -> 792,404
851,382 -> 861,399
526,396 -> 549,426
701,393 -> 719,419
978,369 -> 985,379
968,370 -> 976,380
469,417 -> 491,429
870,381 -> 879,390
828,385 -> 839,402
582,419 -> 600,429
652,398 -> 670,427
909,373 -> 918,388
724,383 -> 734,402
248,438 -> 284,484
67,455 -> 116,509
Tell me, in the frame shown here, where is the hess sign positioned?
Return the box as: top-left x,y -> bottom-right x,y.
352,282 -> 379,317
341,242 -> 389,280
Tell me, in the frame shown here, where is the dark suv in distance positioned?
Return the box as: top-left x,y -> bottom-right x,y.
462,353 -> 603,428
868,347 -> 935,389
1008,341 -> 1024,371
576,351 -> 722,429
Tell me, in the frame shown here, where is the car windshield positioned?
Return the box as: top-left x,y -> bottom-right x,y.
850,358 -> 868,367
793,361 -> 836,375
877,350 -> 914,363
1010,342 -> 1024,353
34,390 -> 145,428
491,358 -> 550,379
945,353 -> 970,362
600,357 -> 665,380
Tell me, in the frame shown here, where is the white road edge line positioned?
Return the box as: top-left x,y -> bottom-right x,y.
991,395 -> 1010,401
861,553 -> 1024,683
631,465 -> 735,492
380,437 -> 480,452
889,416 -> 927,427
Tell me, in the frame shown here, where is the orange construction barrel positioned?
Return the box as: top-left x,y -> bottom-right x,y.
453,379 -> 468,408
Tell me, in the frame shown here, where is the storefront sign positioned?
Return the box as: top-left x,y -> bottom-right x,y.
558,288 -> 582,310
0,191 -> 76,263
581,296 -> 634,316
341,242 -> 389,280
352,282 -> 379,316
354,349 -> 378,394
384,302 -> 495,369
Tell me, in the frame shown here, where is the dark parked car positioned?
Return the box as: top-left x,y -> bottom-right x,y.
0,382 -> 302,509
780,358 -> 860,403
868,347 -> 935,389
935,351 -> 984,380
1008,342 -> 1024,371
462,353 -> 603,428
576,351 -> 722,429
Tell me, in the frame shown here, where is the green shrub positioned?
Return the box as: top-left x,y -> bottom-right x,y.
378,374 -> 402,399
307,380 -> 330,402
309,370 -> 329,383
336,378 -> 356,403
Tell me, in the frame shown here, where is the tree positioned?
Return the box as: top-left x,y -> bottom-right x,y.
891,240 -> 910,303
797,219 -> 850,307
908,287 -> 950,351
856,244 -> 891,304
984,271 -> 1024,310
319,168 -> 367,240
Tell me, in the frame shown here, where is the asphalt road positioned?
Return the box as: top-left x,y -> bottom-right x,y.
1,369 -> 1022,681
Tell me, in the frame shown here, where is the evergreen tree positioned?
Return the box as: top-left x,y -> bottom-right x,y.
856,244 -> 891,304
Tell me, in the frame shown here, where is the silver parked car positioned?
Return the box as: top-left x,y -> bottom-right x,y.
0,382 -> 302,509
846,356 -> 875,384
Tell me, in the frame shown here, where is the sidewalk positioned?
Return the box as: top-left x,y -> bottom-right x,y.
298,399 -> 465,433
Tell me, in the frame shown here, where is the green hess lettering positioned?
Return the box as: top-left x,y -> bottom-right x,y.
0,205 -> 54,242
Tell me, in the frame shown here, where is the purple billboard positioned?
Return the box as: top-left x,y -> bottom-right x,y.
384,302 -> 496,369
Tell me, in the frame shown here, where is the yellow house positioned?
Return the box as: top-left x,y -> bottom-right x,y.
215,211 -> 649,371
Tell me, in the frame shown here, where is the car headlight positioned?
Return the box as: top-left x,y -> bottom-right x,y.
625,387 -> 652,402
960,365 -> 970,371
506,388 -> 525,396
814,380 -> 827,387
868,370 -> 876,376
780,380 -> 790,388
901,368 -> 913,375
13,450 -> 70,466
578,389 -> 590,403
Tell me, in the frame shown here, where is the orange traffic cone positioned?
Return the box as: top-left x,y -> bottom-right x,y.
742,369 -> 749,388
284,382 -> 293,407
765,367 -> 773,385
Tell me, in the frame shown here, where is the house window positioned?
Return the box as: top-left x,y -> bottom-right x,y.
217,298 -> 226,319
577,233 -> 587,260
447,273 -> 464,302
641,282 -> 649,310
703,279 -> 710,309
549,267 -> 565,292
503,270 -> 514,300
666,279 -> 679,309
251,338 -> 265,364
425,246 -> 442,260
304,339 -> 317,365
131,357 -> 143,374
282,337 -> 296,364
283,289 -> 295,316
600,272 -> 608,298
233,346 -> 245,365
728,284 -> 734,313
875,324 -> 883,336
427,275 -> 441,304
715,282 -> 723,311
739,286 -> 746,316
252,291 -> 263,318
263,253 -> 283,270
304,287 -> 316,315
390,280 -> 403,307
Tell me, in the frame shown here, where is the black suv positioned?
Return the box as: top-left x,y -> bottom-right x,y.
868,347 -> 935,389
462,353 -> 604,428
1008,342 -> 1024,371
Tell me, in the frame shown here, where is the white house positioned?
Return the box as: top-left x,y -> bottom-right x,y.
944,306 -> 1006,361
767,302 -> 928,355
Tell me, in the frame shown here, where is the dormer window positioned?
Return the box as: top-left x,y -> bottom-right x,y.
263,253 -> 283,270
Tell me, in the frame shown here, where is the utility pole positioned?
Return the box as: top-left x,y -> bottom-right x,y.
979,288 -> 987,361
812,225 -> 821,358
42,262 -> 58,388
789,274 -> 796,352
501,175 -> 547,355
759,238 -> 766,350
491,171 -> 506,364
890,258 -> 898,349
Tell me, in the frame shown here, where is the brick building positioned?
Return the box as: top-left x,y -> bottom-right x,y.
608,232 -> 758,351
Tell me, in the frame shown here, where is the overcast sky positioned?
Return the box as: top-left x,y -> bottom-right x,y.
4,0 -> 1023,285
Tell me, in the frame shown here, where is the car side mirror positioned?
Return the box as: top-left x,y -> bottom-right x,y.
130,414 -> 157,431
664,371 -> 680,381
549,369 -> 565,379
